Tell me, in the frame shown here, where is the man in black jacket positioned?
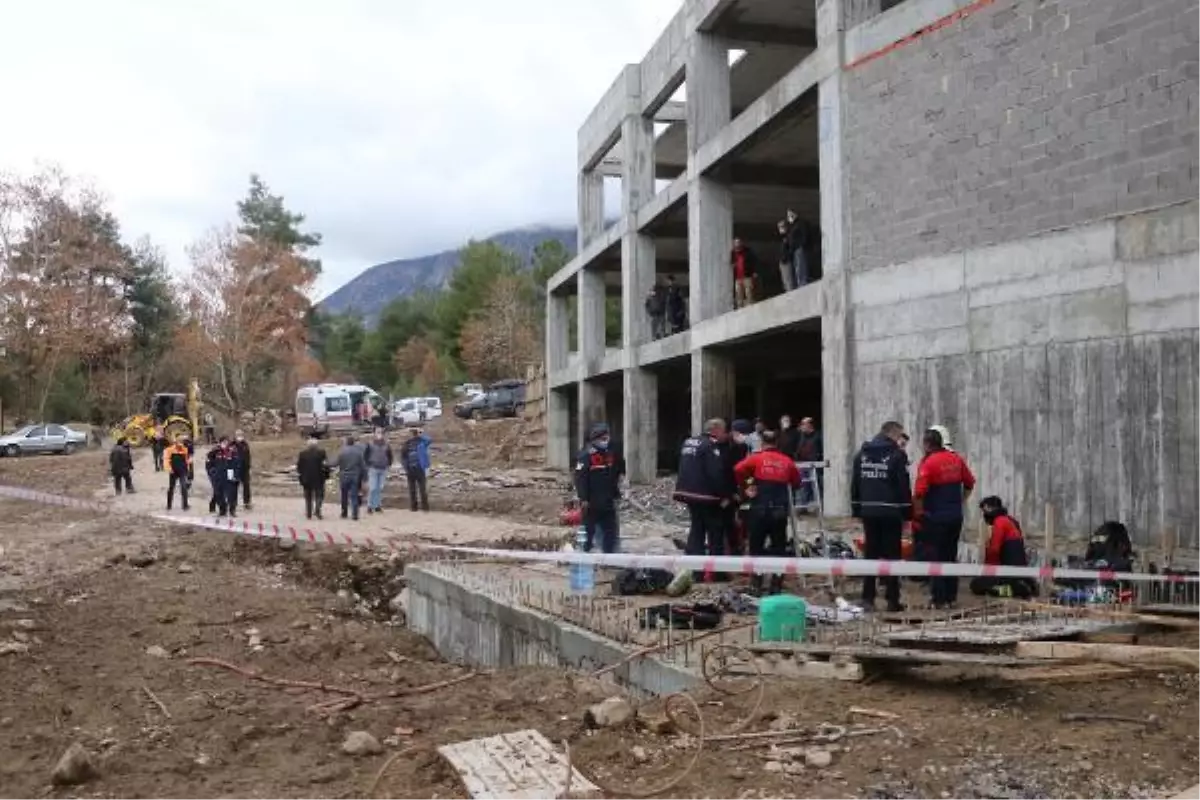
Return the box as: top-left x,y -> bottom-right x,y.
673,419 -> 733,565
785,209 -> 810,288
645,285 -> 666,340
109,438 -> 134,495
574,422 -> 626,553
850,420 -> 912,611
296,437 -> 330,520
233,430 -> 253,511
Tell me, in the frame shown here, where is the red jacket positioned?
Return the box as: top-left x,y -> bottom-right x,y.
914,449 -> 976,523
985,514 -> 1027,566
734,448 -> 801,509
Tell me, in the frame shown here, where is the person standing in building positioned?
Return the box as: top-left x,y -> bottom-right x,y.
574,422 -> 626,553
785,209 -> 810,289
730,238 -> 759,309
776,219 -> 795,292
296,437 -> 330,520
400,427 -> 432,512
796,417 -> 824,510
665,276 -> 687,333
645,284 -> 667,340
778,415 -> 800,459
336,434 -> 367,520
673,419 -> 733,569
109,437 -> 134,496
233,429 -> 253,511
849,421 -> 912,612
734,429 -> 802,595
970,495 -> 1036,599
165,438 -> 191,511
363,428 -> 394,514
913,427 -> 976,609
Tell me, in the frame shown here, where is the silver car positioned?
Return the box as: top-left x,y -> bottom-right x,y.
0,424 -> 88,457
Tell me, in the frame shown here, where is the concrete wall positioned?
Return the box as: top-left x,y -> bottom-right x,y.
850,202 -> 1200,548
844,0 -> 1199,272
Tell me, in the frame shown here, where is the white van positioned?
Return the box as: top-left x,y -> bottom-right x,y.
420,397 -> 443,419
296,383 -> 384,437
391,397 -> 421,426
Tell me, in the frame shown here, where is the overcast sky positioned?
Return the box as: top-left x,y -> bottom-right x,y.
0,1 -> 679,297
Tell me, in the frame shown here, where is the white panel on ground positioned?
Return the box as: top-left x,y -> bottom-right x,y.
437,728 -> 600,799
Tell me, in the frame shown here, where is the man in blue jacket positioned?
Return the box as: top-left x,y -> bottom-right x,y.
400,427 -> 432,512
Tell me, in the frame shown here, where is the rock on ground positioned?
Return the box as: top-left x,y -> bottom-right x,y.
341,730 -> 383,756
584,696 -> 634,729
52,743 -> 97,786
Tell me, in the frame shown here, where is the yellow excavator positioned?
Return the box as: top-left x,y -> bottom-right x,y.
110,379 -> 201,446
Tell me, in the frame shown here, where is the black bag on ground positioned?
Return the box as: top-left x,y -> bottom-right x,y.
639,602 -> 723,630
613,568 -> 675,596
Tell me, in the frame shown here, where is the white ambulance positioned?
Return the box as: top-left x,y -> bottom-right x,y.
295,383 -> 384,437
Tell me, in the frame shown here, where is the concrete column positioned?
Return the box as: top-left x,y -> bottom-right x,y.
578,269 -> 606,368
690,348 -> 736,433
687,176 -> 733,325
578,380 -> 606,448
578,170 -> 604,251
545,291 -> 569,371
546,388 -> 571,469
622,233 -> 656,348
623,368 -> 658,483
817,0 -> 852,516
621,106 -> 654,215
686,33 -> 731,152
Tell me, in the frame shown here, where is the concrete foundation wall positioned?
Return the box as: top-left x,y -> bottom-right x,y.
406,565 -> 698,698
844,0 -> 1199,272
850,202 -> 1200,549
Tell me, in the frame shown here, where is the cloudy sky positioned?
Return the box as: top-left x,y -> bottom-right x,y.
0,1 -> 679,297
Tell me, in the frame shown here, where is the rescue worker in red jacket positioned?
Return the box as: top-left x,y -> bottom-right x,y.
912,427 -> 976,608
970,495 -> 1036,599
734,430 -> 802,595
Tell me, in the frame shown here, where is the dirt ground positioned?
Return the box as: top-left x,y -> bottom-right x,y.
1,445 -> 1198,799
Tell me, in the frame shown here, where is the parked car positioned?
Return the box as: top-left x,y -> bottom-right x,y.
0,423 -> 88,457
454,383 -> 483,397
453,393 -> 490,420
484,380 -> 526,418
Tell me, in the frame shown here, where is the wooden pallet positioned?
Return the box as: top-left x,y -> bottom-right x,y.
438,729 -> 600,799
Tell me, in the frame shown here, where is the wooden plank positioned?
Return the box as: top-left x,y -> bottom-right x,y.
1078,632 -> 1139,645
1013,641 -> 1199,670
995,663 -> 1137,684
438,729 -> 600,799
744,643 -> 1045,667
1022,601 -> 1200,629
729,657 -> 864,682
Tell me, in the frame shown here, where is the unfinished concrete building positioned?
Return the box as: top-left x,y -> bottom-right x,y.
544,0 -> 1200,549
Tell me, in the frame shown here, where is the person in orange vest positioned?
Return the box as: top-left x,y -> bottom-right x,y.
165,438 -> 192,511
734,430 -> 802,595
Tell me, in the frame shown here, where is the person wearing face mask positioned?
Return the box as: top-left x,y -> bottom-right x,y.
674,419 -> 733,568
970,496 -> 1035,598
574,422 -> 626,553
232,429 -> 253,511
850,421 -> 911,612
778,415 -> 800,460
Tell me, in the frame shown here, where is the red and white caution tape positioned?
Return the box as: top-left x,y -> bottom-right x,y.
1,484 -> 1196,585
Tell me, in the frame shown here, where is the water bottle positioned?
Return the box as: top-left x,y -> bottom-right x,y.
569,525 -> 595,594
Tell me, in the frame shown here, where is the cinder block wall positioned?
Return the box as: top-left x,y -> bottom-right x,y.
842,0 -> 1200,549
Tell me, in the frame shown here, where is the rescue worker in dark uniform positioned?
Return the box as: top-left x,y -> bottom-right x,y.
206,438 -> 233,517
913,427 -> 976,608
574,423 -> 626,553
850,420 -> 912,612
673,418 -> 733,567
734,430 -> 802,595
970,495 -> 1036,598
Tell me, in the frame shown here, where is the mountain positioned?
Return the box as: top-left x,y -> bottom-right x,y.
318,224 -> 577,322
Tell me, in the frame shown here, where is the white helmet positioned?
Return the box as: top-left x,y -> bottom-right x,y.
929,424 -> 953,449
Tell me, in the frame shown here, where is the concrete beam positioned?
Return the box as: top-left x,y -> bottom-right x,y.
686,31 -> 732,153
659,220 -> 781,241
654,101 -> 687,123
578,269 -> 606,372
711,23 -> 818,48
622,232 -> 656,348
608,159 -> 819,190
547,218 -> 626,294
845,0 -> 977,66
578,171 -> 604,251
694,46 -> 838,176
689,282 -> 822,350
578,65 -> 641,172
635,174 -> 688,232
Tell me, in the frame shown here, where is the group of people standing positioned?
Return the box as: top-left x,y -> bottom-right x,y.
295,428 -> 432,521
644,276 -> 689,340
728,210 -> 817,310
